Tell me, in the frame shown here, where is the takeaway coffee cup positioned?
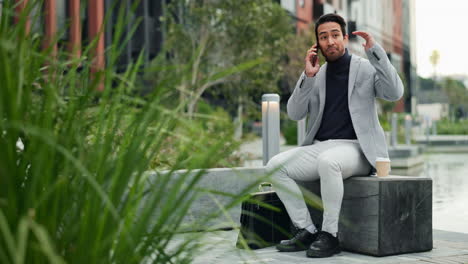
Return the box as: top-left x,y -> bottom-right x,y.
375,157 -> 391,177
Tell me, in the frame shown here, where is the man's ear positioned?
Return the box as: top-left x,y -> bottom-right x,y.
343,34 -> 349,45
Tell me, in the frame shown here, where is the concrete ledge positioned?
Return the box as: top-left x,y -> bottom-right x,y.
391,155 -> 425,169
423,145 -> 468,153
146,169 -> 433,256
414,135 -> 468,146
388,145 -> 421,158
388,145 -> 425,170
146,167 -> 267,229
391,163 -> 425,176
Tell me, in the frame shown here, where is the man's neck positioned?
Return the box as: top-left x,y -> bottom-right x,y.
327,49 -> 350,64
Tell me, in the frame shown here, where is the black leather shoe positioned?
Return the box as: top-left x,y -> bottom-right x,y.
306,231 -> 341,258
276,229 -> 318,252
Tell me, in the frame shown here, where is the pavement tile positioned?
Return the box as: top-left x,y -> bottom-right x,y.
444,255 -> 468,263
189,230 -> 468,264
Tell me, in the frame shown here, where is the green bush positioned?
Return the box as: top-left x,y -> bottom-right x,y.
436,119 -> 468,135
379,116 -> 391,131
152,100 -> 242,169
0,2 -> 258,263
282,119 -> 298,146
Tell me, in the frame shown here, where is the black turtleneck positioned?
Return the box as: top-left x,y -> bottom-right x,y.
315,49 -> 357,141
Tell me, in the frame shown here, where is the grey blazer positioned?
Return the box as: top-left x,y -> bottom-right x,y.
287,43 -> 404,168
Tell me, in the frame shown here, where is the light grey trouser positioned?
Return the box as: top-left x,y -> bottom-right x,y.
265,139 -> 371,234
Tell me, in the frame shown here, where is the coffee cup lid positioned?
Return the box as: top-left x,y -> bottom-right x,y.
376,157 -> 391,162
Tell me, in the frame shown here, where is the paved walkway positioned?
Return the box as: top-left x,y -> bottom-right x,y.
192,229 -> 468,264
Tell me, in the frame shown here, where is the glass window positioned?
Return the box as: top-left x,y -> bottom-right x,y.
56,0 -> 68,41
30,1 -> 44,35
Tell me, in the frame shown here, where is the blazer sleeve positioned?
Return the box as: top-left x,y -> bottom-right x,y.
365,43 -> 404,102
287,71 -> 317,121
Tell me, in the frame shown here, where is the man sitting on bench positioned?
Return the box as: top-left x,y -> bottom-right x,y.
266,13 -> 404,258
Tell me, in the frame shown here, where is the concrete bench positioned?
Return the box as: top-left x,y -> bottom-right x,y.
298,175 -> 433,256
147,169 -> 433,256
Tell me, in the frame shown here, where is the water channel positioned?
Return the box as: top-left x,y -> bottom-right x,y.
417,152 -> 468,234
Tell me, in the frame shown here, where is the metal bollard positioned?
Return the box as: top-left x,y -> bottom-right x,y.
262,94 -> 280,165
424,116 -> 431,144
404,114 -> 412,145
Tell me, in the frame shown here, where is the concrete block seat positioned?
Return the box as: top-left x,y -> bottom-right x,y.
298,175 -> 433,256
148,169 -> 433,256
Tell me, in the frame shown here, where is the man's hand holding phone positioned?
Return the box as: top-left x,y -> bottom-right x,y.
305,44 -> 320,77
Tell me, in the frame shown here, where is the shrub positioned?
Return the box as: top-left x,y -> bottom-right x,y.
0,2 -> 255,263
282,119 -> 298,146
436,118 -> 468,135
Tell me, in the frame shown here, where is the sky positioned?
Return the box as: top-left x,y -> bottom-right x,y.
415,0 -> 468,78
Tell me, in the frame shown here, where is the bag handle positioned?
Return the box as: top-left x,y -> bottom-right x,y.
258,182 -> 273,192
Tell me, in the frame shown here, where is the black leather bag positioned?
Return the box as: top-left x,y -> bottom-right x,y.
236,183 -> 293,249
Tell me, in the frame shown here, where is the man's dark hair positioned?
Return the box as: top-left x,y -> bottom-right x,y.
315,13 -> 347,41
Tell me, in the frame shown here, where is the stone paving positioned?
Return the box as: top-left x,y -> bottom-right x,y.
191,229 -> 468,264
231,138 -> 468,263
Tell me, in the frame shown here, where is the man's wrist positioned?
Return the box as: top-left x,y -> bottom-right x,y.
365,43 -> 383,61
365,43 -> 375,52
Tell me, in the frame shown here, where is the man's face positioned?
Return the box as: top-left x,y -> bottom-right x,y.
316,22 -> 348,62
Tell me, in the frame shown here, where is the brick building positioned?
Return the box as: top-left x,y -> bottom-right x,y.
12,0 -> 165,88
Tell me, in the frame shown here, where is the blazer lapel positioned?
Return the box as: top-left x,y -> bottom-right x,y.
348,55 -> 361,101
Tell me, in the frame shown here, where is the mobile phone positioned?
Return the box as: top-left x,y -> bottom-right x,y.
311,46 -> 320,67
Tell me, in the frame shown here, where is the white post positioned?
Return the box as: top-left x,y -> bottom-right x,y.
297,118 -> 306,146
411,96 -> 417,116
425,116 -> 431,143
432,120 -> 437,135
404,114 -> 412,145
391,113 -> 398,147
234,101 -> 243,140
262,94 -> 280,165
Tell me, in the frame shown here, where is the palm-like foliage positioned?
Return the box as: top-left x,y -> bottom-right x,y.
0,1 -> 261,263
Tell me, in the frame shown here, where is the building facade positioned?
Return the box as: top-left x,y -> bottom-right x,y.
13,0 -> 165,87
13,0 -> 416,108
295,0 -> 314,33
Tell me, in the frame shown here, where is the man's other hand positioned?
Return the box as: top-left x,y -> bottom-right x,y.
352,31 -> 375,51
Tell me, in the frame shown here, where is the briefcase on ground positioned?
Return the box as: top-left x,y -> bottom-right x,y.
236,183 -> 293,249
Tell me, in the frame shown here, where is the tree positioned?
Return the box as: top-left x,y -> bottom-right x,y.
214,0 -> 294,138
155,0 -> 293,122
281,24 -> 325,93
442,77 -> 468,120
418,76 -> 439,91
